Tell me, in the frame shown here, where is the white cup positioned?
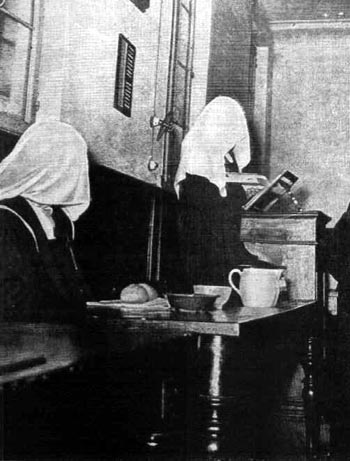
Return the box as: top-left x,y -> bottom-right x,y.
193,285 -> 232,310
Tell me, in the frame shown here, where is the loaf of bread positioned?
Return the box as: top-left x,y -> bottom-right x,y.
120,283 -> 158,303
138,283 -> 158,301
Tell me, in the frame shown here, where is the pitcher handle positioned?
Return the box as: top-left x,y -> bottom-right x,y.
228,269 -> 242,297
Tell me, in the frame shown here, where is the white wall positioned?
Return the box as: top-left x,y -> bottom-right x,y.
190,0 -> 212,123
36,0 -> 174,186
254,21 -> 350,223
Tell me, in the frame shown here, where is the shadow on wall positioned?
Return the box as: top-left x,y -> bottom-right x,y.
246,121 -> 264,174
75,163 -> 155,300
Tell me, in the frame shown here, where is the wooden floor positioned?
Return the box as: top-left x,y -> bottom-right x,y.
2,368 -> 333,461
1,334 -> 336,461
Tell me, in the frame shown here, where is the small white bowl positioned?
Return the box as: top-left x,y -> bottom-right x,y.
193,285 -> 232,310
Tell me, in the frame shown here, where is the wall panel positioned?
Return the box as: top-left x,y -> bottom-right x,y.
267,24 -> 350,223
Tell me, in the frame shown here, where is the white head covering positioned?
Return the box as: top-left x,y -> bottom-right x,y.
174,96 -> 251,198
0,121 -> 90,222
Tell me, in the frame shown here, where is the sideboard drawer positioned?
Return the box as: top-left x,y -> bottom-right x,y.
240,212 -> 331,302
241,212 -> 329,244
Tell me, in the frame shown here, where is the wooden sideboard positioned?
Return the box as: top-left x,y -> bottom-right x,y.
240,211 -> 332,457
241,211 -> 331,302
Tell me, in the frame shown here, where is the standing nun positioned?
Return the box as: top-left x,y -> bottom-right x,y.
174,96 -> 267,294
0,121 -> 91,323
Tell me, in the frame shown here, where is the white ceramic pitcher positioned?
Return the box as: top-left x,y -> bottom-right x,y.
228,267 -> 284,308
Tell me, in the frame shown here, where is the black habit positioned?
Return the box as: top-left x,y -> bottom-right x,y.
0,197 -> 88,324
177,174 -> 269,299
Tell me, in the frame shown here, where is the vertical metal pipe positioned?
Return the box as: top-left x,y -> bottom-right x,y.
22,0 -> 35,119
146,194 -> 156,281
184,0 -> 196,131
155,193 -> 163,281
162,0 -> 178,186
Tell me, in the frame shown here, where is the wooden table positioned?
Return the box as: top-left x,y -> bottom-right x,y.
0,302 -> 324,460
90,299 -> 316,335
0,301 -> 324,459
88,299 -> 324,459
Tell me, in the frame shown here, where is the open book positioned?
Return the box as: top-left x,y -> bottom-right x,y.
241,170 -> 299,212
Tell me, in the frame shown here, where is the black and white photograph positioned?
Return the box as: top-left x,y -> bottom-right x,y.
0,0 -> 350,459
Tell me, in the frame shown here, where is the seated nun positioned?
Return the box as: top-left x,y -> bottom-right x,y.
0,121 -> 91,324
174,96 -> 270,294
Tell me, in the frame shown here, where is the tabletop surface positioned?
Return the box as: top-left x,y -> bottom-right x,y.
0,300 -> 316,384
88,299 -> 317,337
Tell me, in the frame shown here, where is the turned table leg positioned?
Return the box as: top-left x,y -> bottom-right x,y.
189,334 -> 262,458
302,335 -> 322,459
199,335 -> 226,455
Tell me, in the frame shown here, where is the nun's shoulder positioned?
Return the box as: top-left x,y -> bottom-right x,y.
0,196 -> 29,214
0,197 -> 35,235
0,201 -> 23,242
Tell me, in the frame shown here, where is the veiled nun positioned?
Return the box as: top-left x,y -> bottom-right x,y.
174,96 -> 266,294
0,121 -> 91,323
